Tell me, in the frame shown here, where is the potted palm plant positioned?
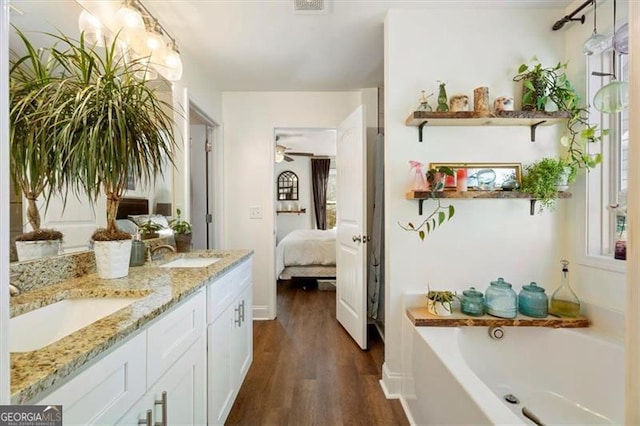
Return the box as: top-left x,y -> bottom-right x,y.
9,29 -> 68,261
57,33 -> 177,278
169,209 -> 192,252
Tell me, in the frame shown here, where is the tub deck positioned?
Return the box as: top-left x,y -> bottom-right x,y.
407,307 -> 589,327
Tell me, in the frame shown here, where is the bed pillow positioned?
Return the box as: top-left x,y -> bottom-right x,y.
128,214 -> 170,229
116,219 -> 139,235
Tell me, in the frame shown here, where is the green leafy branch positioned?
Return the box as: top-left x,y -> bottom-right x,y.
399,199 -> 455,241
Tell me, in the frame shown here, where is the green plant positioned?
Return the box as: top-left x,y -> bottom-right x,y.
520,157 -> 572,212
53,32 -> 178,242
513,58 -> 606,172
169,209 -> 192,235
139,220 -> 164,236
400,166 -> 455,240
427,288 -> 457,313
9,28 -> 70,242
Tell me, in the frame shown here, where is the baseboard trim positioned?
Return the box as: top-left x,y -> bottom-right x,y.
252,305 -> 271,320
380,362 -> 401,399
399,395 -> 416,426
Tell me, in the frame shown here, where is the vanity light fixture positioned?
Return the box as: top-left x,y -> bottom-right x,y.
78,0 -> 183,82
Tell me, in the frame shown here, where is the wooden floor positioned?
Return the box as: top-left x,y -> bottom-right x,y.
226,280 -> 408,426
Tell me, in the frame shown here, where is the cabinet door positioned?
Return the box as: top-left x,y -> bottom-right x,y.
118,336 -> 206,426
232,283 -> 253,389
34,332 -> 146,425
207,304 -> 235,426
147,290 -> 205,385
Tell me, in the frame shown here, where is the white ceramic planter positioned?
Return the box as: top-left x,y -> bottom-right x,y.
94,239 -> 133,279
15,239 -> 61,262
427,299 -> 452,317
555,166 -> 572,191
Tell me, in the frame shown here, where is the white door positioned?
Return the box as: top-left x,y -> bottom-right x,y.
336,105 -> 368,350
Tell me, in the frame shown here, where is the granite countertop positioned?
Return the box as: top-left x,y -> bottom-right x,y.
9,249 -> 253,404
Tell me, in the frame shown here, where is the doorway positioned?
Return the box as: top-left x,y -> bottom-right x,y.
189,104 -> 218,250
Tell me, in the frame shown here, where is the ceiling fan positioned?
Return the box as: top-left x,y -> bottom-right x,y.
275,135 -> 314,162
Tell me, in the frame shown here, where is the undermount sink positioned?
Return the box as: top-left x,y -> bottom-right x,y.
10,297 -> 142,353
159,257 -> 221,268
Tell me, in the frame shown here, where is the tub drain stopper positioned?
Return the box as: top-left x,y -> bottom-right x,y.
504,394 -> 520,404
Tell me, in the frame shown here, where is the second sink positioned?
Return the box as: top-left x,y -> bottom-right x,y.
160,257 -> 221,268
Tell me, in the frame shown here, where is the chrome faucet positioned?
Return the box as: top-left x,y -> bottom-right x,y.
149,244 -> 177,261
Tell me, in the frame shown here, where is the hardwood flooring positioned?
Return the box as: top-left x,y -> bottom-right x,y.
226,280 -> 408,426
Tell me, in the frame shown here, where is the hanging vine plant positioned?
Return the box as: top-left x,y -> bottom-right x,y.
399,166 -> 455,240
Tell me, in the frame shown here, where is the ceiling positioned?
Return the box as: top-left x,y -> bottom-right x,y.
146,0 -> 573,91
9,0 -> 573,92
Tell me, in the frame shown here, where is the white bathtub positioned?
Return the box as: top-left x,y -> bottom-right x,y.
401,318 -> 624,425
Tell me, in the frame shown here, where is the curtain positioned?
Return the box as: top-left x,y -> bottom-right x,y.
311,158 -> 331,230
367,133 -> 384,322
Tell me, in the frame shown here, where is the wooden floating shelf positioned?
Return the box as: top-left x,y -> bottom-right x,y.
406,190 -> 572,216
277,208 -> 306,215
407,307 -> 589,328
405,110 -> 572,142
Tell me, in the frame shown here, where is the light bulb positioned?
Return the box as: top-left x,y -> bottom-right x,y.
114,4 -> 145,46
593,80 -> 629,113
163,44 -> 183,81
78,10 -> 106,47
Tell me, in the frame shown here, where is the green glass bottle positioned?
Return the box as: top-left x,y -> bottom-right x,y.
436,81 -> 449,112
549,259 -> 580,317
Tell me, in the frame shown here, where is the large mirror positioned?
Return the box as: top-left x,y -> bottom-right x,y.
8,0 -> 175,262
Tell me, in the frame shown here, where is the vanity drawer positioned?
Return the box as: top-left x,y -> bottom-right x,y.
147,290 -> 206,386
207,259 -> 252,324
33,331 -> 146,425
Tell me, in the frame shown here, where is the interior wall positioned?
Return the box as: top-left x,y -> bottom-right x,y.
222,91 -> 362,320
383,7 -> 566,393
564,0 -> 627,314
1,0 -> 10,404
275,158 -> 314,244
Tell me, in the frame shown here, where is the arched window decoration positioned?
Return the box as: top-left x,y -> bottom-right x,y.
277,171 -> 299,200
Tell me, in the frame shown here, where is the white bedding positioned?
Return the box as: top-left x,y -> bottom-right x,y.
276,229 -> 336,279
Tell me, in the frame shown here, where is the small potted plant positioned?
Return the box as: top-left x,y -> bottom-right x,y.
426,288 -> 457,317
138,220 -> 164,240
520,157 -> 575,213
169,209 -> 193,253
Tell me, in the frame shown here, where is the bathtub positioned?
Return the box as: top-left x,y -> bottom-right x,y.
401,318 -> 624,425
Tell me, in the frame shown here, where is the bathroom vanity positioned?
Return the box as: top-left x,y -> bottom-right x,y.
9,249 -> 253,425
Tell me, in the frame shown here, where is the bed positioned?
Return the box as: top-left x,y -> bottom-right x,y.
115,197 -> 174,240
276,228 -> 336,280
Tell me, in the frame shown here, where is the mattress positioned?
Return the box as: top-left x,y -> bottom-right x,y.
276,229 -> 336,279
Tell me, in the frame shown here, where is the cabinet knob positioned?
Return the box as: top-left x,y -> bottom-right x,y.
138,409 -> 152,426
154,391 -> 167,426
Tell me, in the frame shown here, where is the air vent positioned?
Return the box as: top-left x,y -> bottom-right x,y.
294,0 -> 328,14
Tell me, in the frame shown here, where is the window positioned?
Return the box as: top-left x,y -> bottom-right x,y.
584,47 -> 628,265
326,168 -> 337,229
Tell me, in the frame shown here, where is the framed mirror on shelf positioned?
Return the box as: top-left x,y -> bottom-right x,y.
430,163 -> 522,191
277,171 -> 299,201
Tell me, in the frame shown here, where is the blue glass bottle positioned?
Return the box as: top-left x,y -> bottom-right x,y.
484,277 -> 517,319
461,287 -> 485,317
518,282 -> 548,318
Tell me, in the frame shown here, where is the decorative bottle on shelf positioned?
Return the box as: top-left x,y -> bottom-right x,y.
549,260 -> 581,317
436,81 -> 449,112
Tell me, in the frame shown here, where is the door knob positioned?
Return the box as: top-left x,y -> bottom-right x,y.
352,235 -> 362,243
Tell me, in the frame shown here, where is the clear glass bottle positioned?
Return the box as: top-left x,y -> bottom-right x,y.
549,260 -> 580,317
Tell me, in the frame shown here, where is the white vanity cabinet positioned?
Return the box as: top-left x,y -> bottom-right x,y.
32,290 -> 207,426
207,258 -> 253,425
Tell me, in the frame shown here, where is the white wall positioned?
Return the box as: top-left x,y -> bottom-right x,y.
275,159 -> 314,243
1,0 -> 10,404
223,92 -> 362,320
383,7 -> 566,393
563,0 -> 627,314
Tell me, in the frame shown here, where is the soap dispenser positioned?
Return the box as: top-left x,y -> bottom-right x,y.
129,231 -> 146,267
549,260 -> 581,317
